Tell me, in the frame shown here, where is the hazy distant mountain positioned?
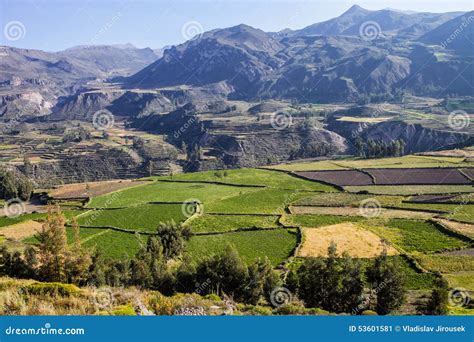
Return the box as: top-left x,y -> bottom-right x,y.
0,44 -> 160,90
419,11 -> 474,54
0,44 -> 161,119
58,45 -> 161,76
291,5 -> 463,38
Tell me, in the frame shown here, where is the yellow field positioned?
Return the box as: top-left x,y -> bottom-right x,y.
0,220 -> 42,240
298,223 -> 398,258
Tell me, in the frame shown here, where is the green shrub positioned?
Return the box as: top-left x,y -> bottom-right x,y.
274,303 -> 306,315
246,306 -> 272,316
23,282 -> 80,297
306,308 -> 330,315
112,304 -> 136,316
204,294 -> 221,301
147,292 -> 174,315
361,310 -> 378,315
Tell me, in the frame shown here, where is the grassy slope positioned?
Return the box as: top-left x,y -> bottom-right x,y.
188,214 -> 280,233
87,182 -> 258,208
185,229 -> 298,266
366,219 -> 469,253
160,168 -> 337,191
77,204 -> 186,231
205,188 -> 314,214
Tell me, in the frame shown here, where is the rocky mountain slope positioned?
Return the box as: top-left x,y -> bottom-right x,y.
124,9 -> 473,102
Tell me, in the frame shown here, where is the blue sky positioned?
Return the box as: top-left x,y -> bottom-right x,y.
0,0 -> 472,51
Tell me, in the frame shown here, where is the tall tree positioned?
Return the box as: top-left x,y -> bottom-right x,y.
65,218 -> 92,285
366,251 -> 406,315
36,206 -> 68,282
425,277 -> 449,315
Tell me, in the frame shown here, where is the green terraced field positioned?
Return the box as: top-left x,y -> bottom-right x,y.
205,188 -> 314,214
446,204 -> 474,223
281,214 -> 363,228
80,229 -> 144,260
160,168 -> 337,191
87,181 -> 258,208
187,214 -> 280,233
0,213 -> 46,227
444,273 -> 474,290
367,219 -> 469,253
77,204 -> 187,231
185,229 -> 298,265
413,253 -> 474,273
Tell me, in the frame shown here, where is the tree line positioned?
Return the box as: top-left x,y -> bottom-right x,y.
354,138 -> 406,159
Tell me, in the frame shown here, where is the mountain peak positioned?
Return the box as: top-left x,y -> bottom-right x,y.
342,4 -> 370,16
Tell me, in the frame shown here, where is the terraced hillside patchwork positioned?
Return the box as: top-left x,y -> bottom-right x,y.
4,153 -> 473,315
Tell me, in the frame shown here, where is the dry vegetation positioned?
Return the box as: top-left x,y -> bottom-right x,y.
0,220 -> 42,240
297,223 -> 399,258
48,180 -> 150,199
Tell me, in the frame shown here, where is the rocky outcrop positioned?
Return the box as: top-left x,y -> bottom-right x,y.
328,118 -> 470,153
0,91 -> 53,119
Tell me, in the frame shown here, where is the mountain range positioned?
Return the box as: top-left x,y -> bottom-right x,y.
0,5 -> 473,120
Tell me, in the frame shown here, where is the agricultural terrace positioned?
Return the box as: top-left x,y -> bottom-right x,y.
0,154 -> 471,314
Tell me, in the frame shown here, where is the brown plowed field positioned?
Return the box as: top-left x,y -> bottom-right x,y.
461,168 -> 474,181
294,170 -> 373,186
365,168 -> 471,185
